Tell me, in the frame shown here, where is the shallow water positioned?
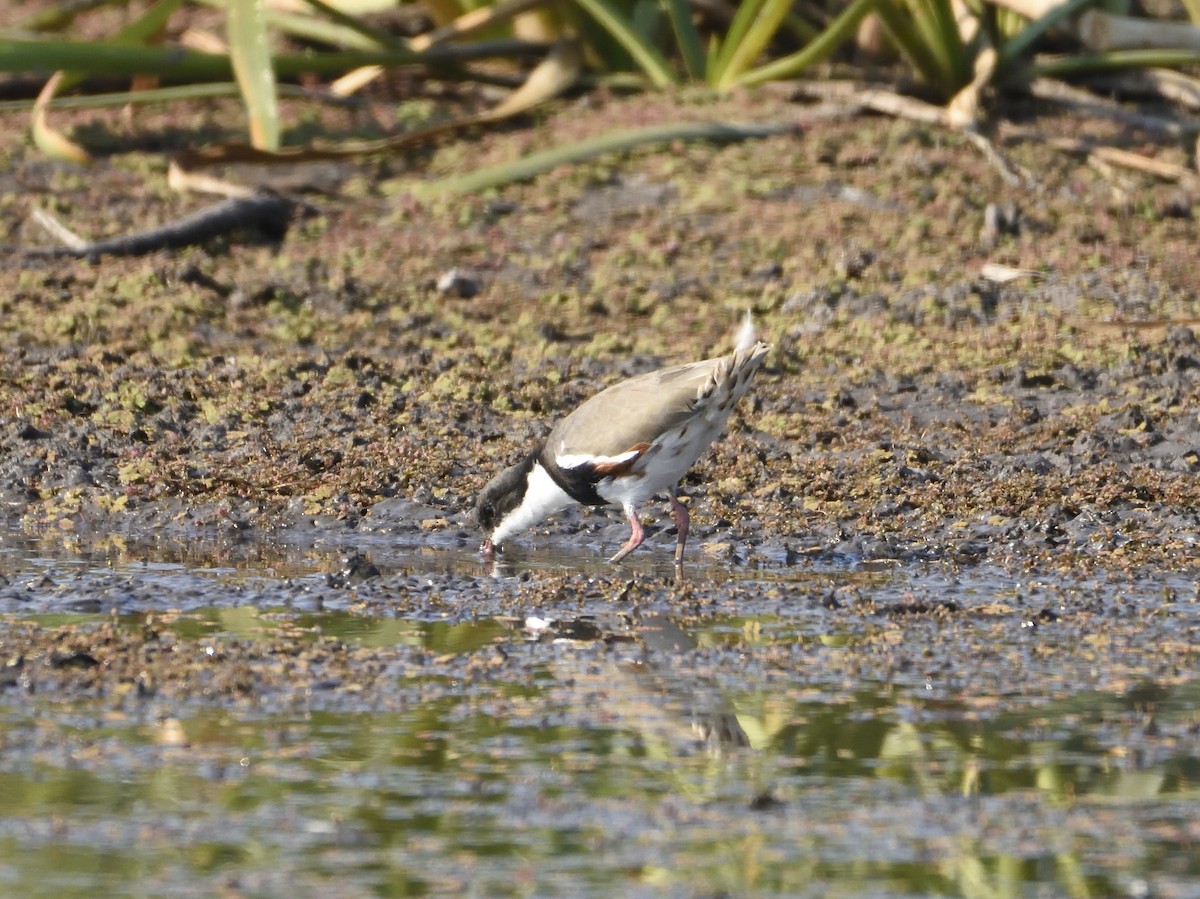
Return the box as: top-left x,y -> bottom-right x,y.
1,530 -> 1198,897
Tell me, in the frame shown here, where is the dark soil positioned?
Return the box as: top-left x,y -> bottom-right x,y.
3,92 -> 1200,574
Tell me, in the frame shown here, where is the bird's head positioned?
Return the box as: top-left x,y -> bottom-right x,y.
475,451 -> 539,553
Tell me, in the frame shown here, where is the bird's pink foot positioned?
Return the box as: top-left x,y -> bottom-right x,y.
609,508 -> 645,563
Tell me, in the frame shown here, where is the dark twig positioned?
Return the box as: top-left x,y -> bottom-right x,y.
4,190 -> 304,259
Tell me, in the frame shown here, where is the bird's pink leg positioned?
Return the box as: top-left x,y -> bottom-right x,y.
670,488 -> 689,567
609,505 -> 645,563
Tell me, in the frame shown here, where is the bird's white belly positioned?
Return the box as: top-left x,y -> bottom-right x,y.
596,421 -> 721,507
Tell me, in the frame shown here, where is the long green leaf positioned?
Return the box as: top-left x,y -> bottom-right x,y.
571,0 -> 676,88
738,0 -> 874,87
32,0 -> 187,165
201,0 -> 408,48
709,0 -> 766,86
1025,48 -> 1200,80
421,120 -> 794,195
56,0 -> 185,93
997,0 -> 1094,68
664,0 -> 704,80
198,0 -> 396,51
909,0 -> 969,91
297,0 -> 403,49
18,0 -> 109,31
264,9 -> 388,50
228,0 -> 280,151
0,82 -> 350,112
111,0 -> 185,45
714,0 -> 794,89
0,38 -> 541,79
872,0 -> 952,90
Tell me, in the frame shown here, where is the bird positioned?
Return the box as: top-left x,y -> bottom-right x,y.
476,316 -> 770,567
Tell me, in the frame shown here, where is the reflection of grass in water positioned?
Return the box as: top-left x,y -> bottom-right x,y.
0,530 -> 502,585
2,537 -> 1199,897
0,530 -> 337,582
0,649 -> 1196,897
3,606 -> 516,654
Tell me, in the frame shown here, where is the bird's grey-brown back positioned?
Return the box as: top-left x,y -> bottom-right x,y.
549,340 -> 769,462
548,356 -> 728,460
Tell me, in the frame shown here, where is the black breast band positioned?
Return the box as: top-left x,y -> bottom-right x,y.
540,452 -> 607,506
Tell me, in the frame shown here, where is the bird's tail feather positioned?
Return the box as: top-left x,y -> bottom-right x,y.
734,310 -> 757,354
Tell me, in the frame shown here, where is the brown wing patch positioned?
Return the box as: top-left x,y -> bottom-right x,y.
589,442 -> 652,477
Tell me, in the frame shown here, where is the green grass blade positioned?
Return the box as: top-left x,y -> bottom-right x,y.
1025,48 -> 1200,81
706,32 -> 721,78
0,81 -> 352,112
298,0 -> 403,48
17,0 -> 110,32
778,9 -> 819,45
264,8 -> 388,50
737,0 -> 874,87
714,0 -> 793,90
420,120 -> 794,195
997,0 -> 1094,68
664,0 -> 705,80
632,0 -> 662,41
571,0 -> 676,87
0,38 -> 542,79
227,0 -> 281,150
909,0 -> 968,90
48,0 -> 185,94
31,0 -> 186,164
709,0 -> 766,86
872,0 -> 947,87
0,40 -> 225,78
47,0 -> 182,90
112,0 -> 185,45
199,0 -> 395,51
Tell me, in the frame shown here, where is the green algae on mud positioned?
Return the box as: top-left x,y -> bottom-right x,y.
3,100 -> 1200,571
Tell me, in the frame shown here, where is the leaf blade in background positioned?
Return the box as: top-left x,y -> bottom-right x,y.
872,1 -> 948,88
664,0 -> 704,80
227,0 -> 281,151
477,38 -> 582,120
737,0 -> 874,87
29,0 -> 186,164
708,0 -> 767,88
996,0 -> 1093,68
31,71 -> 91,165
571,0 -> 677,88
173,40 -> 581,169
297,0 -> 404,49
420,120 -> 795,196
